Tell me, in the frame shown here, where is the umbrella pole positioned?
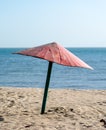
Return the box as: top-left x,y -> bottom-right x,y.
41,61 -> 53,114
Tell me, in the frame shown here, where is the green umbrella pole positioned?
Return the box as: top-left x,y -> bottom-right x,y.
41,61 -> 53,114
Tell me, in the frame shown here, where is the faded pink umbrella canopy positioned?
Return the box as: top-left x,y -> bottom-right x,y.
16,42 -> 93,70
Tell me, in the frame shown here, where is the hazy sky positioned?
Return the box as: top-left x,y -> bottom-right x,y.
0,0 -> 106,47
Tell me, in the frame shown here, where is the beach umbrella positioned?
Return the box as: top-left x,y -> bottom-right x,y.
14,42 -> 93,114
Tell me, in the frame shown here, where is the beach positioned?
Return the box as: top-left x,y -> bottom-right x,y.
0,87 -> 106,130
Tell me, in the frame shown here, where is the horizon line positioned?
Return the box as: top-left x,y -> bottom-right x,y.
0,46 -> 106,48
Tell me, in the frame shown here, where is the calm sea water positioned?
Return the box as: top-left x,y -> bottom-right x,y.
0,48 -> 106,89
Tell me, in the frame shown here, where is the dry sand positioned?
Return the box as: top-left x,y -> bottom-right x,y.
0,87 -> 106,130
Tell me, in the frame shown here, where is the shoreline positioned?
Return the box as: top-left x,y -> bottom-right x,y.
0,87 -> 106,130
1,86 -> 106,90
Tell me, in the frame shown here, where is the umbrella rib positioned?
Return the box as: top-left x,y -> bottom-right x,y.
44,47 -> 54,62
57,44 -> 62,64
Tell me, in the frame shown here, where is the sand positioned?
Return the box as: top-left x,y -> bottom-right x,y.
0,87 -> 106,130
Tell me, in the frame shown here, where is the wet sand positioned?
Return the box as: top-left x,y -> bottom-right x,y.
0,87 -> 106,130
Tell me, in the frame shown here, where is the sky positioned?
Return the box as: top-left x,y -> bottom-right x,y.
0,0 -> 106,47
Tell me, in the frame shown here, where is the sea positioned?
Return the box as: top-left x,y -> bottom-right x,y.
0,48 -> 106,90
